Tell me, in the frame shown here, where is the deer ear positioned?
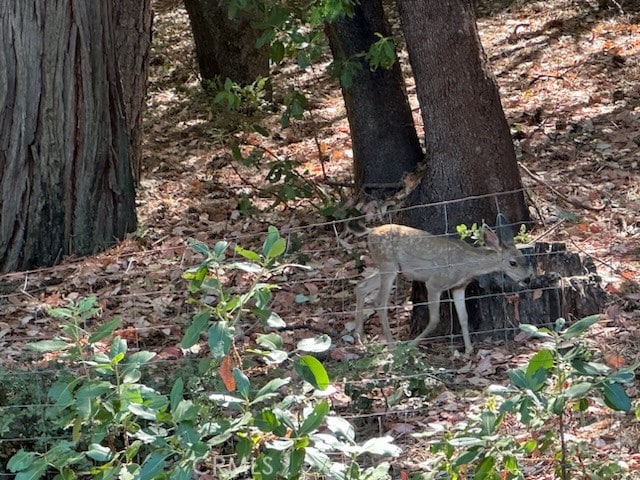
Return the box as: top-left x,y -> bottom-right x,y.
484,228 -> 502,250
494,214 -> 515,247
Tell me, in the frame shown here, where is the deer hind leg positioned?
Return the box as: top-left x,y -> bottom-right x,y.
411,286 -> 442,344
374,270 -> 397,343
355,272 -> 381,339
452,287 -> 473,354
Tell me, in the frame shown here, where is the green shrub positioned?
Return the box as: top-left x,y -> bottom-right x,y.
416,315 -> 637,480
8,228 -> 401,479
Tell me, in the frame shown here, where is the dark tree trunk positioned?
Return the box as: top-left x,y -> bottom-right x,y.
325,1 -> 423,195
0,1 -> 137,273
114,0 -> 152,183
396,0 -> 530,335
397,0 -> 528,233
183,0 -> 270,87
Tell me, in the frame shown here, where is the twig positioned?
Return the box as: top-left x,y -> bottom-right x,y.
568,237 -> 621,276
531,218 -> 567,244
518,162 -> 605,211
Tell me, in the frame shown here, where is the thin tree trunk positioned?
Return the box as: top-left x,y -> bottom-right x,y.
184,0 -> 270,87
115,0 -> 152,183
396,0 -> 530,335
325,1 -> 423,195
0,1 -> 137,273
397,0 -> 529,233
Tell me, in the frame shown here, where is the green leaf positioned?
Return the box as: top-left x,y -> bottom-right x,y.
326,415 -> 355,442
448,437 -> 485,448
600,382 -> 631,412
270,40 -> 285,63
265,438 -> 294,451
188,238 -> 211,256
125,350 -> 156,367
253,123 -> 270,137
298,400 -> 330,436
474,455 -> 496,479
525,349 -> 554,390
256,28 -> 275,49
171,462 -> 196,480
523,439 -> 538,454
264,350 -> 289,365
294,355 -> 330,390
234,368 -> 251,400
455,446 -> 482,466
606,367 -> 636,384
565,382 -> 592,399
233,261 -> 262,273
507,369 -> 528,389
256,450 -> 281,480
14,460 -> 48,480
48,306 -> 73,319
561,314 -> 600,340
237,436 -> 253,462
360,436 -> 402,457
289,448 -> 305,478
296,335 -> 331,353
7,450 -> 39,472
255,409 -> 280,433
504,455 -> 520,474
209,393 -> 244,409
173,399 -> 199,422
519,323 -> 552,338
235,245 -> 261,262
262,226 -> 280,258
479,410 -> 499,436
571,358 -> 610,376
305,446 -> 333,474
88,318 -> 122,344
170,377 -> 184,413
208,321 -> 234,360
252,377 -> 290,405
48,379 -> 77,407
256,332 -> 283,350
109,336 -> 127,361
527,349 -> 554,374
265,311 -> 286,328
25,339 -> 69,352
87,443 -> 113,462
139,451 -> 168,480
75,382 -> 112,419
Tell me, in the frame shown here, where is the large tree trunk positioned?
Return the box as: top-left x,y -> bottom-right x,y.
325,1 -> 423,195
115,0 -> 152,183
183,0 -> 270,87
0,2 -> 137,273
397,0 -> 528,233
396,0 -> 530,335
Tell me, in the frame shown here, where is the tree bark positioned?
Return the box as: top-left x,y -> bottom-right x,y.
325,1 -> 423,195
114,0 -> 152,183
183,0 -> 270,87
395,0 -> 530,335
0,1 -> 137,273
397,0 -> 529,233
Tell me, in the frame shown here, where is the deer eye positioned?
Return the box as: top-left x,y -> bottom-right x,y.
509,259 -> 518,267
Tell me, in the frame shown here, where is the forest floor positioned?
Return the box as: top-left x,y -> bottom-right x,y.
1,0 -> 640,478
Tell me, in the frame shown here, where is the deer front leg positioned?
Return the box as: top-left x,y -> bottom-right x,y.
411,287 -> 442,345
374,271 -> 397,343
452,287 -> 473,354
355,273 -> 380,339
